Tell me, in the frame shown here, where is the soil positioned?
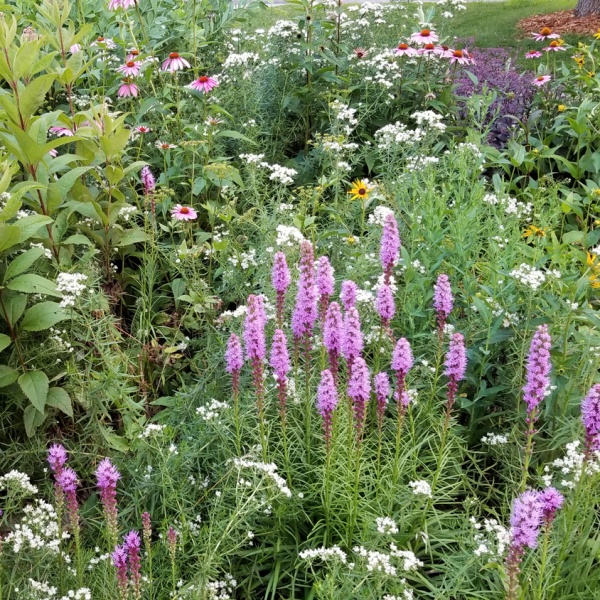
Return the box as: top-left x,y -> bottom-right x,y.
518,10 -> 600,36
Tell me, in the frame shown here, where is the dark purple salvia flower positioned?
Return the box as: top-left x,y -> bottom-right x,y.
244,295 -> 267,416
291,240 -> 318,344
538,487 -> 564,525
433,274 -> 453,337
342,306 -> 363,373
348,356 -> 371,443
380,213 -> 400,283
96,457 -> 121,547
376,284 -> 395,328
444,332 -> 467,416
225,333 -> 243,399
506,491 -> 544,600
124,530 -> 142,600
270,329 -> 291,419
340,280 -> 358,310
56,467 -> 79,533
374,372 -> 390,428
523,325 -> 552,415
316,256 -> 335,320
112,544 -> 129,600
317,369 -> 339,452
323,302 -> 343,381
272,252 -> 291,326
581,384 -> 600,454
392,337 -> 413,409
141,512 -> 152,549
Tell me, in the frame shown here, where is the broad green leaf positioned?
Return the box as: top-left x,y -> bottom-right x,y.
62,234 -> 92,246
3,247 -> 45,282
0,334 -> 11,353
13,214 -> 53,242
18,74 -> 56,125
46,166 -> 93,214
113,229 -> 148,247
215,129 -> 256,145
20,301 -> 69,332
1,293 -> 27,326
0,224 -> 20,251
18,370 -> 49,412
24,404 -> 46,436
99,425 -> 130,452
7,274 -> 60,296
0,364 -> 19,387
46,387 -> 73,417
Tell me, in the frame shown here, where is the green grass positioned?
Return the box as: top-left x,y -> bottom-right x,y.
446,0 -> 578,47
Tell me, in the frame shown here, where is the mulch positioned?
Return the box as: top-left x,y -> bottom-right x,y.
518,10 -> 600,36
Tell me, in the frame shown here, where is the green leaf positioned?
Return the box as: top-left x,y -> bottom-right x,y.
46,387 -> 73,417
13,214 -> 53,243
7,274 -> 60,296
215,129 -> 257,145
562,230 -> 585,245
18,74 -> 56,124
113,229 -> 148,247
98,425 -> 130,452
0,364 -> 19,387
18,370 -> 49,412
24,404 -> 46,436
0,224 -> 21,252
3,247 -> 45,282
46,166 -> 93,214
1,293 -> 27,326
0,334 -> 11,353
62,234 -> 93,246
20,301 -> 69,332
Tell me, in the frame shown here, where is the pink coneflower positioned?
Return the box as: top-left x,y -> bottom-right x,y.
91,36 -> 116,49
127,48 -> 140,61
410,29 -> 438,45
49,125 -> 75,137
533,75 -> 551,86
395,43 -> 418,57
353,47 -> 367,58
118,80 -> 138,98
155,141 -> 177,150
532,27 -> 560,41
162,52 -> 190,72
439,45 -> 455,58
188,75 -> 219,93
272,252 -> 291,326
134,125 -> 151,134
419,43 -> 439,56
317,369 -> 339,451
543,40 -> 566,52
170,205 -> 197,221
118,60 -> 141,76
70,44 -> 82,54
525,50 -> 542,59
450,49 -> 473,65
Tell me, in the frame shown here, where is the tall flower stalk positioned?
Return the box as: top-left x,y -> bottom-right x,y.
272,251 -> 291,327
521,325 -> 551,491
167,526 -> 177,596
316,255 -> 334,322
112,544 -> 129,600
124,530 -> 142,600
581,383 -> 600,457
323,301 -> 343,384
226,332 -> 244,455
380,212 -> 400,285
57,466 -> 83,586
391,338 -> 413,487
142,511 -> 153,599
374,371 -> 390,473
433,273 -> 453,339
96,458 -> 121,551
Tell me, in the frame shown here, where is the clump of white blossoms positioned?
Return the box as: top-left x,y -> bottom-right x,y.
275,224 -> 304,247
483,193 -> 533,219
196,399 -> 228,423
239,153 -> 297,185
469,516 -> 510,558
56,272 -> 88,308
118,205 -> 137,222
0,470 -> 38,495
409,480 -> 432,498
509,264 -> 556,291
229,458 -> 291,497
228,248 -> 258,270
481,433 -> 509,445
542,440 -> 600,489
60,589 -> 92,600
376,517 -> 399,535
368,206 -> 395,226
299,545 -> 348,563
204,574 -> 236,600
389,544 -> 424,571
138,423 -> 166,439
353,547 -> 397,575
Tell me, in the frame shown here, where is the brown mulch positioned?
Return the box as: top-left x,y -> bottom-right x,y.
518,10 -> 600,36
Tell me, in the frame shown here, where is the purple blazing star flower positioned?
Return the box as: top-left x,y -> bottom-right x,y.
348,356 -> 371,442
317,369 -> 339,450
270,329 -> 291,417
316,256 -> 335,319
124,530 -> 142,599
272,252 -> 291,326
323,302 -> 343,380
342,306 -> 363,371
522,325 -> 552,414
445,333 -> 467,414
96,458 -> 121,545
291,240 -> 318,343
380,213 -> 400,282
538,487 -> 564,525
112,544 -> 129,599
433,274 -> 453,334
376,284 -> 395,326
340,280 -> 358,310
374,372 -> 391,426
581,384 -> 600,454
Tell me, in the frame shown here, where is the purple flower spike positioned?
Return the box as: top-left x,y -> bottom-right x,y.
380,213 -> 400,283
124,530 -> 142,600
141,166 -> 155,195
581,384 -> 600,454
538,487 -> 564,525
348,356 -> 371,443
323,302 -> 343,380
141,512 -> 152,548
340,280 -> 358,310
272,252 -> 291,326
96,458 -> 121,545
167,526 -> 177,559
374,372 -> 390,427
376,284 -> 395,326
392,338 -> 413,379
244,295 -> 267,416
270,329 -> 291,418
291,240 -> 318,343
112,544 -> 129,599
225,333 -> 244,374
57,467 -> 79,532
316,256 -> 335,320
433,274 -> 453,335
523,325 -> 552,414
342,306 -> 363,372
445,332 -> 467,414
317,369 -> 339,451
510,490 -> 543,549
48,444 -> 68,475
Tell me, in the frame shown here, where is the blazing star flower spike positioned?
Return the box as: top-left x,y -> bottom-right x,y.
348,357 -> 371,440
581,384 -> 600,452
509,491 -> 543,550
538,487 -> 564,524
374,372 -> 391,424
140,166 -> 155,195
291,240 -> 318,341
392,338 -> 413,378
270,329 -> 291,382
124,530 -> 142,600
243,295 -> 267,362
317,369 -> 339,448
226,333 -> 244,374
272,252 -> 291,293
47,443 -> 68,474
340,280 -> 358,310
522,324 -> 552,413
342,306 -> 364,365
316,256 -> 335,299
380,212 -> 400,277
376,283 -> 395,325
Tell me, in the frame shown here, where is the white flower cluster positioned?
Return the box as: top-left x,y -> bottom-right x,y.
481,433 -> 509,446
204,574 -> 236,600
5,500 -> 67,554
409,480 -> 432,498
389,545 -> 424,571
221,52 -> 260,70
267,20 -> 300,39
375,122 -> 423,150
276,224 -> 304,247
483,193 -> 533,218
469,516 -> 510,557
542,440 -> 600,489
509,264 -> 546,291
299,545 -> 347,563
383,590 -> 413,600
60,590 -> 92,600
376,517 -> 399,535
118,205 -> 137,222
196,399 -> 228,422
138,423 -> 166,439
239,154 -> 297,185
413,110 -> 446,132
229,458 -> 291,497
49,327 -> 74,353
405,155 -> 440,172
0,470 -> 38,495
228,248 -> 258,270
353,546 -> 397,575
29,242 -> 53,259
239,153 -> 265,165
471,296 -> 520,328
368,206 -> 395,226
56,272 -> 88,308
